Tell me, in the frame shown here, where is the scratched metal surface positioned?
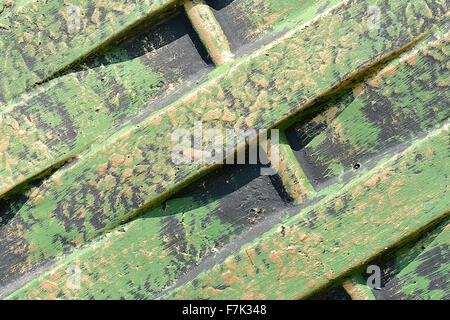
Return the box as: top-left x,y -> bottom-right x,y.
0,0 -> 448,299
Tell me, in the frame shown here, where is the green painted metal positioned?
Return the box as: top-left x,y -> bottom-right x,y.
0,0 -> 182,104
0,0 -> 448,299
9,115 -> 447,300
163,122 -> 449,299
382,222 -> 449,299
342,275 -> 376,300
338,216 -> 449,300
269,131 -> 315,204
208,0 -> 344,43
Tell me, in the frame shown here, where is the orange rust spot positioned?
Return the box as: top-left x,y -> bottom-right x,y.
40,280 -> 58,292
221,271 -> 241,285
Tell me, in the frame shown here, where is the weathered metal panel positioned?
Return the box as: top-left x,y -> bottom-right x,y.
0,0 -> 448,299
0,0 -> 182,104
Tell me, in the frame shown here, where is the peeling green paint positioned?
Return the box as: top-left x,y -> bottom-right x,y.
0,0 -> 448,300
0,0 -> 182,104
